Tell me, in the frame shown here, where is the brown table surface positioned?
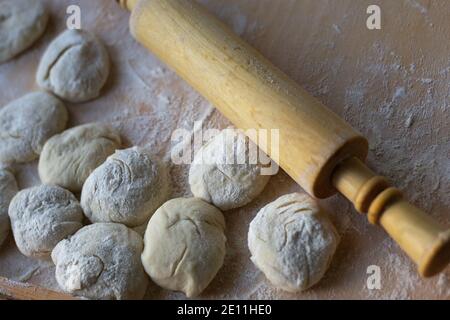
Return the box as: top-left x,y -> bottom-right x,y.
0,0 -> 448,299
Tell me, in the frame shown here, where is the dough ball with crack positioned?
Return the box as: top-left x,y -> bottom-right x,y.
248,193 -> 340,292
8,185 -> 83,258
81,147 -> 170,228
0,166 -> 18,247
0,92 -> 68,164
0,0 -> 49,63
189,129 -> 271,211
36,29 -> 110,103
142,198 -> 226,297
52,223 -> 148,300
38,123 -> 121,192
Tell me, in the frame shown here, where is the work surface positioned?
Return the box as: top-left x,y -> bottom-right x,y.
0,0 -> 449,299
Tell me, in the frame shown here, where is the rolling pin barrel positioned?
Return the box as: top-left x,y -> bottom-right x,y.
118,0 -> 450,277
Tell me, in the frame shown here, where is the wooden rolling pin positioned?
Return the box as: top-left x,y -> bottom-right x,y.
117,0 -> 450,277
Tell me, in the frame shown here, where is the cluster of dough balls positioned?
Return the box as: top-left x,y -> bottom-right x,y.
137,128 -> 276,297
0,0 -> 155,300
0,0 -> 342,300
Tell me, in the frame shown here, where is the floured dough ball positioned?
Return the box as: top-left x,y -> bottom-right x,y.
52,223 -> 148,300
189,129 -> 271,211
142,198 -> 226,297
81,147 -> 170,227
39,123 -> 121,192
0,0 -> 49,63
8,185 -> 83,258
36,29 -> 110,102
248,193 -> 339,292
0,166 -> 18,247
0,92 -> 68,163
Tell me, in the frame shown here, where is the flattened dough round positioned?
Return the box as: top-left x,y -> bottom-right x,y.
142,198 -> 226,297
52,223 -> 148,300
189,129 -> 271,211
38,123 -> 121,192
0,166 -> 18,247
36,29 -> 110,102
0,0 -> 49,63
0,92 -> 68,163
248,193 -> 340,292
8,185 -> 83,258
81,147 -> 170,227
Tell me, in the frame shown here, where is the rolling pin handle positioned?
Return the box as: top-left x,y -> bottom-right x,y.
333,157 -> 450,277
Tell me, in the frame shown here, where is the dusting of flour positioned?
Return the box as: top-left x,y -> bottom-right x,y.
0,0 -> 448,299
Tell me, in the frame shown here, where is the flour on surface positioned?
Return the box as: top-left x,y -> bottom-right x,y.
0,0 -> 448,299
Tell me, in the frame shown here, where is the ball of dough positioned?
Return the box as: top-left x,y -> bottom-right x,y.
81,147 -> 170,227
0,92 -> 68,163
52,223 -> 148,300
38,123 -> 121,192
189,129 -> 271,211
36,29 -> 110,103
0,166 -> 18,247
248,193 -> 340,292
0,0 -> 49,63
142,198 -> 226,297
8,185 -> 84,258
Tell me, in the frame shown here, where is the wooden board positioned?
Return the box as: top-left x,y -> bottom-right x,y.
0,277 -> 77,300
0,0 -> 448,299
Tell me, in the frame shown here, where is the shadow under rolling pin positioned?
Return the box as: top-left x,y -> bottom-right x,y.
117,0 -> 450,277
